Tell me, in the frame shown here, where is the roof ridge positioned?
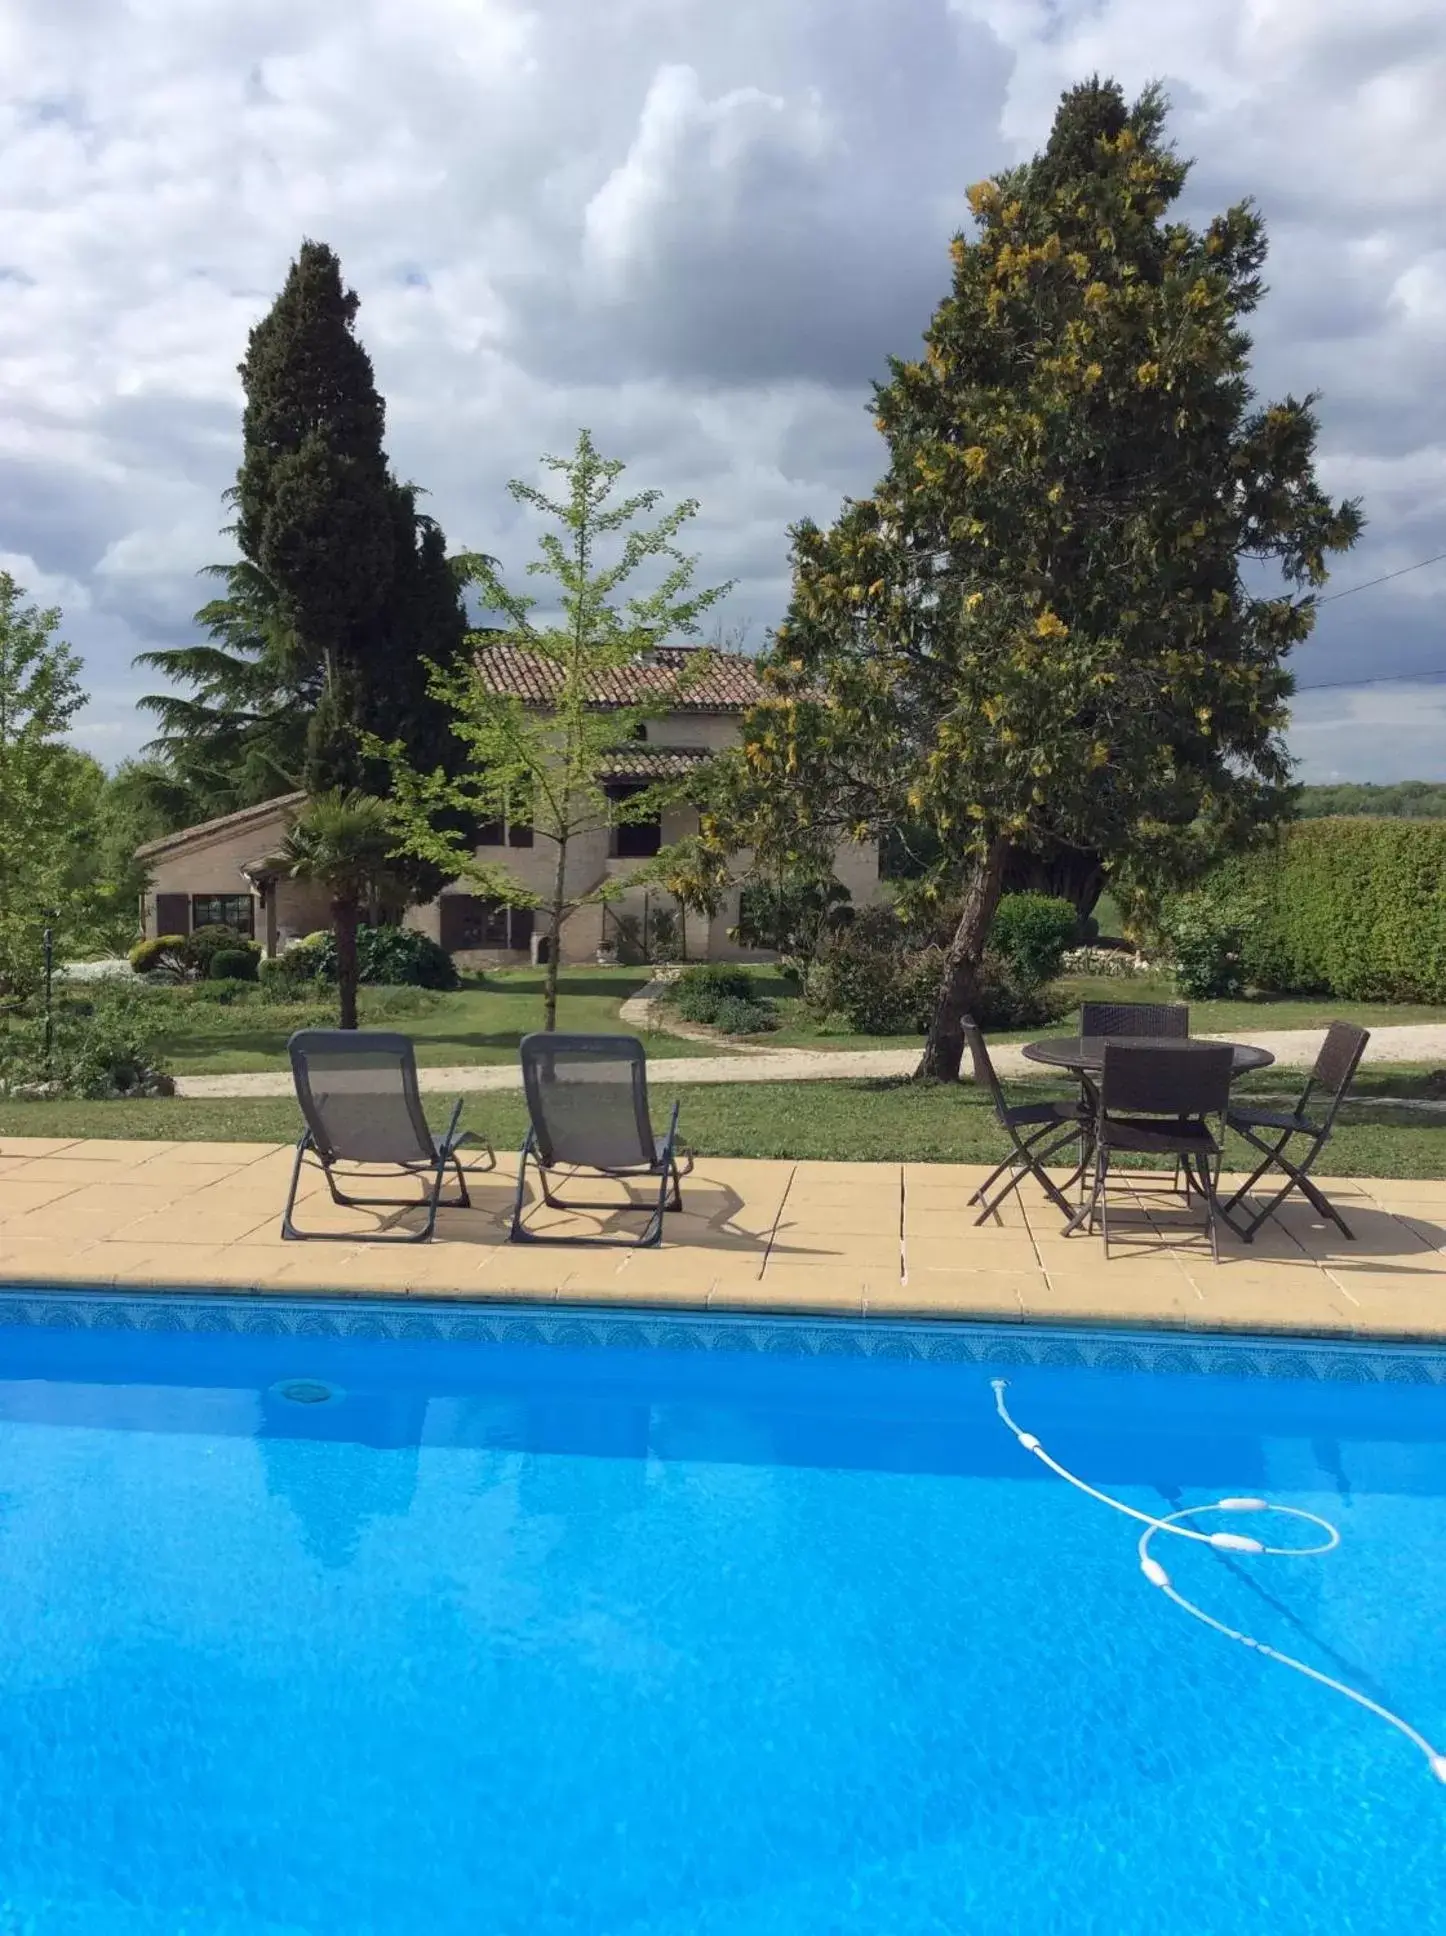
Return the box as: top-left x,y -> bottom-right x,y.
135,790 -> 304,859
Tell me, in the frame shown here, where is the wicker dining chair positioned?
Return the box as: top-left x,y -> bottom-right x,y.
1222,1021 -> 1370,1242
1078,1001 -> 1190,1038
1070,1041 -> 1234,1261
964,1020 -> 1091,1225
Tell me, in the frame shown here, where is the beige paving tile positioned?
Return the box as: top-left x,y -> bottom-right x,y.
0,1178 -> 91,1215
870,1275 -> 1032,1319
145,1141 -> 284,1167
0,1138 -> 82,1157
559,1265 -> 716,1306
47,1139 -> 181,1164
1020,1274 -> 1201,1326
0,1245 -> 105,1284
710,1270 -> 868,1315
905,1234 -> 1038,1273
765,1234 -> 901,1271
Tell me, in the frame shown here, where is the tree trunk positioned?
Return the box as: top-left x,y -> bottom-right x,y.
915,834 -> 1012,1082
333,896 -> 360,1030
543,833 -> 568,1032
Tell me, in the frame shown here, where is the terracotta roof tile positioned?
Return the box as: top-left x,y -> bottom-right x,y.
474,643 -> 764,711
595,745 -> 715,783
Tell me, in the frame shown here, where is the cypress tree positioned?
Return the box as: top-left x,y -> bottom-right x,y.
235,239 -> 396,795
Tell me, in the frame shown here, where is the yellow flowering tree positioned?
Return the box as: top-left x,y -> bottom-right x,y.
736,78 -> 1362,1080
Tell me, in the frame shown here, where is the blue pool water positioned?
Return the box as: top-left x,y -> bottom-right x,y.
0,1294 -> 1443,1934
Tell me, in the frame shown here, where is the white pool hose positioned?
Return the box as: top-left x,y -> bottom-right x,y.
992,1379 -> 1446,1785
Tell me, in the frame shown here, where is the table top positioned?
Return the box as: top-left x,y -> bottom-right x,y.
1021,1035 -> 1275,1076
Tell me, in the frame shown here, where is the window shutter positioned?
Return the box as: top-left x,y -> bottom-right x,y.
438,897 -> 470,952
155,893 -> 190,935
509,907 -> 534,950
507,820 -> 533,848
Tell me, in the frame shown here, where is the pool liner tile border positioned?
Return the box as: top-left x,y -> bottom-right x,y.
0,1285 -> 1443,1384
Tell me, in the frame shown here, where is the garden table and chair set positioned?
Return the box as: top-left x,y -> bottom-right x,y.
271,1003 -> 1368,1263
965,1002 -> 1371,1262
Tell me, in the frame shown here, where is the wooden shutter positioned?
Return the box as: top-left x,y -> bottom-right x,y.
438,897 -> 472,952
155,892 -> 190,936
507,820 -> 533,847
509,907 -> 534,950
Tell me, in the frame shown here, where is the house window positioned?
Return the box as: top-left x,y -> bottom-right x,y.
191,894 -> 254,935
478,816 -> 533,848
607,784 -> 662,859
439,897 -> 534,952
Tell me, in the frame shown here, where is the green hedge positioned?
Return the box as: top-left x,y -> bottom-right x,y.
1227,819 -> 1446,1002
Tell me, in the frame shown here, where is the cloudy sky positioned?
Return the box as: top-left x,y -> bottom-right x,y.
2,0 -> 1443,782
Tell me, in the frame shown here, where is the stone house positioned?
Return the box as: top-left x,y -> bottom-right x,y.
135,645 -> 882,968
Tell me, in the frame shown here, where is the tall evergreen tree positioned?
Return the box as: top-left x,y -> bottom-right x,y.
235,238 -> 396,794
733,78 -> 1362,1079
137,244 -> 484,873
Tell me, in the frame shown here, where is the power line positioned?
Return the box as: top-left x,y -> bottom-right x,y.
1315,550 -> 1446,604
1296,667 -> 1446,695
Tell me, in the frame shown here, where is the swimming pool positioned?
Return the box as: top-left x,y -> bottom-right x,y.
0,1291 -> 1442,1934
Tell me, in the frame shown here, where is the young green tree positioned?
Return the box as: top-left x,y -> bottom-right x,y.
372,428 -> 731,1030
737,78 -> 1362,1079
0,576 -> 91,996
279,791 -> 402,1029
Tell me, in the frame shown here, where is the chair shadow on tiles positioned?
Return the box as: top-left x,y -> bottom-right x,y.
503,1175 -> 760,1255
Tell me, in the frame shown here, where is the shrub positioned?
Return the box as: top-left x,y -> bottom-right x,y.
808,908 -> 1060,1037
734,871 -> 854,982
189,977 -> 255,1006
0,984 -> 173,1099
184,925 -> 258,979
1155,883 -> 1264,1000
990,893 -> 1078,988
673,963 -> 753,1024
306,925 -> 461,990
209,946 -> 259,983
128,933 -> 190,979
710,994 -> 780,1035
1217,820 -> 1446,1002
648,908 -> 680,963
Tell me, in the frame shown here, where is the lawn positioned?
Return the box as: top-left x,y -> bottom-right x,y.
150,968 -> 733,1075
2,1065 -> 1442,1176
735,968 -> 1446,1052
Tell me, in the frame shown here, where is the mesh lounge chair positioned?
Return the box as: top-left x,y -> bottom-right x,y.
1078,1001 -> 1190,1038
511,1032 -> 688,1248
1069,1041 -> 1234,1261
282,1030 -> 495,1242
965,1019 -> 1091,1225
1222,1021 -> 1370,1242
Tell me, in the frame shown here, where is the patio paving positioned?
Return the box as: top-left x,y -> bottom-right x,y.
0,1136 -> 1441,1340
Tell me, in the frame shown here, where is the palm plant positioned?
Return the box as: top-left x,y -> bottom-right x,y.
279,792 -> 401,1029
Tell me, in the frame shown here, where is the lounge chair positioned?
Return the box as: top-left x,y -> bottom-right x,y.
1222,1021 -> 1370,1242
1069,1041 -> 1234,1261
965,1019 -> 1091,1225
511,1032 -> 687,1247
282,1029 -> 495,1242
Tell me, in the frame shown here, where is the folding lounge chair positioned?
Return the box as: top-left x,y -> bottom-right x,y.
1068,1041 -> 1234,1261
511,1032 -> 688,1248
964,1019 -> 1091,1225
282,1029 -> 495,1242
1222,1021 -> 1370,1242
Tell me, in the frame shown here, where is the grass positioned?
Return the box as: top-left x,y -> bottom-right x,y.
2,1064 -> 1442,1176
739,969 -> 1446,1052
149,968 -> 730,1075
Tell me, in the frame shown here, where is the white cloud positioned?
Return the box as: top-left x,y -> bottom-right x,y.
0,0 -> 1439,781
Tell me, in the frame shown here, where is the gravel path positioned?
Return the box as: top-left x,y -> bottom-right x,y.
172,1023 -> 1446,1100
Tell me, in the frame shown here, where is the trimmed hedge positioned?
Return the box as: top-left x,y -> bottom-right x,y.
1226,819 -> 1446,1002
